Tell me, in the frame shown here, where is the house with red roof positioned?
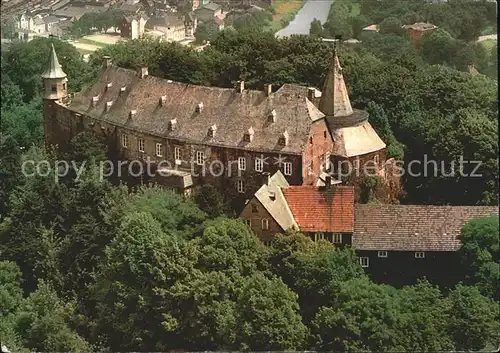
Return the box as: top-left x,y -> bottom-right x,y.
240,170 -> 498,286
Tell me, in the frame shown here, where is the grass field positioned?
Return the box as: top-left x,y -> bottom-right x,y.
70,33 -> 124,54
265,0 -> 305,32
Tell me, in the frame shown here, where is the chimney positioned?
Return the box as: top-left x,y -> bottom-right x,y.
129,109 -> 137,118
159,95 -> 167,106
268,109 -> 276,123
91,95 -> 99,107
140,67 -> 148,78
105,101 -> 113,111
237,80 -> 244,93
264,83 -> 272,96
307,87 -> 315,101
103,55 -> 112,68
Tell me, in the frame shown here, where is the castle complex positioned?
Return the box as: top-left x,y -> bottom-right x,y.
43,44 -> 388,198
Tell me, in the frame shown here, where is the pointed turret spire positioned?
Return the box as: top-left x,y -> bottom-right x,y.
318,51 -> 353,117
42,44 -> 67,79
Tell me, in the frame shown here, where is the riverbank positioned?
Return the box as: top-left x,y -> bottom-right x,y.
265,0 -> 305,33
275,0 -> 334,37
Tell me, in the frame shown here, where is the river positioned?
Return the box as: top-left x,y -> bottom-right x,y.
275,0 -> 334,38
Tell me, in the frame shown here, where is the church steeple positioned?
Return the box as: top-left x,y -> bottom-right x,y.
318,52 -> 353,117
42,44 -> 68,101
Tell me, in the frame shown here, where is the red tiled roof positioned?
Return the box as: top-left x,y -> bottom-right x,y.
282,185 -> 354,233
353,205 -> 498,252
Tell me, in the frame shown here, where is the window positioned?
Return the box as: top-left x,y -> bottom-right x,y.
314,233 -> 324,242
62,83 -> 67,91
238,157 -> 246,171
51,85 -> 57,92
245,219 -> 251,227
309,136 -> 313,144
155,143 -> 162,157
324,130 -> 327,138
261,218 -> 269,230
374,154 -> 379,165
196,151 -> 205,165
359,257 -> 369,268
255,157 -> 263,172
353,157 -> 360,170
237,180 -> 245,193
284,162 -> 292,176
378,251 -> 388,258
138,138 -> 145,152
174,146 -> 181,161
251,204 -> 258,213
121,134 -> 128,148
415,252 -> 425,259
332,233 -> 342,244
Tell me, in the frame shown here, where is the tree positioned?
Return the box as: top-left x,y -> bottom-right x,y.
234,272 -> 307,350
458,216 -> 499,300
395,280 -> 454,351
378,16 -> 404,35
194,184 -> 231,217
195,21 -> 220,44
420,29 -> 457,66
446,284 -> 499,351
309,18 -> 323,37
311,277 -> 400,351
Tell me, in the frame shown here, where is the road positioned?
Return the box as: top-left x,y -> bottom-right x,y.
275,0 -> 334,38
477,34 -> 497,42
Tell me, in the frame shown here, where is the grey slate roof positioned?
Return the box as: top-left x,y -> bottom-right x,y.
68,66 -> 326,154
353,205 -> 499,251
145,14 -> 184,28
201,2 -> 221,11
42,44 -> 67,79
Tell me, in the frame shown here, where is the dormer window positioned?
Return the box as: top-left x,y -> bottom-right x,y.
196,102 -> 204,112
91,95 -> 99,107
105,101 -> 113,111
106,82 -> 113,90
169,118 -> 177,131
279,131 -> 289,146
120,86 -> 126,94
269,191 -> 276,201
208,124 -> 217,137
129,110 -> 137,118
268,109 -> 276,123
244,127 -> 254,142
159,95 -> 167,106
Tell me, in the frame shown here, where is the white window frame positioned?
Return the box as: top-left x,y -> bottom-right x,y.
374,154 -> 379,165
238,157 -> 246,171
359,257 -> 369,268
121,134 -> 128,148
378,251 -> 388,258
261,218 -> 269,230
332,233 -> 342,244
314,233 -> 324,242
155,143 -> 162,157
283,162 -> 292,176
138,138 -> 145,153
174,146 -> 181,161
415,251 -> 425,259
255,157 -> 263,172
196,151 -> 205,165
237,180 -> 245,193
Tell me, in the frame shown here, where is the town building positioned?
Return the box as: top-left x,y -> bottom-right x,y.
403,22 -> 438,49
144,14 -> 187,41
240,170 -> 498,286
120,14 -> 148,39
195,1 -> 223,22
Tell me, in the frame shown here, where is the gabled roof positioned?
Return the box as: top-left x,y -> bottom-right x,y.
42,44 -> 67,79
68,66 -> 326,154
146,14 -> 184,28
282,185 -> 355,233
403,22 -> 437,31
254,171 -> 297,231
353,205 -> 499,251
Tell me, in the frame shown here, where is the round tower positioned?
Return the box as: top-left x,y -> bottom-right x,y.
42,43 -> 68,102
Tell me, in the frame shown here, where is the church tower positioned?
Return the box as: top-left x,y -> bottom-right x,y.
42,44 -> 68,102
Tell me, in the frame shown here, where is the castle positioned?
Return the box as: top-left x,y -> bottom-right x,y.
43,44 -> 390,200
